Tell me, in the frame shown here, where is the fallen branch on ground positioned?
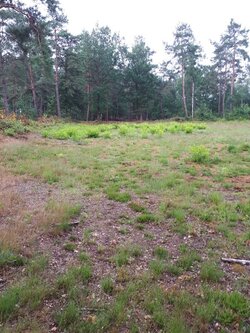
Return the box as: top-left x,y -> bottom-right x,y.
221,258 -> 250,265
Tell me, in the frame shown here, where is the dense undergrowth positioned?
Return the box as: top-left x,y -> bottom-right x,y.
41,121 -> 206,141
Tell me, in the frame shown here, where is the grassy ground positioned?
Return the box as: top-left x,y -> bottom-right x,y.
0,120 -> 249,332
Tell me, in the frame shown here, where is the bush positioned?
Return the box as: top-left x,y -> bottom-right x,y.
190,145 -> 210,163
226,105 -> 250,120
86,128 -> 100,138
195,106 -> 217,120
0,119 -> 28,136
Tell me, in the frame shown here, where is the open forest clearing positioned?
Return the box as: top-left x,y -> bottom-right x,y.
0,120 -> 250,333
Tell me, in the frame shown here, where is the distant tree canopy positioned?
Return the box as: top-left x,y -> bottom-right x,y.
0,0 -> 250,120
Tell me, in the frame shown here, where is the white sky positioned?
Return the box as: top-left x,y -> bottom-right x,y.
60,0 -> 250,64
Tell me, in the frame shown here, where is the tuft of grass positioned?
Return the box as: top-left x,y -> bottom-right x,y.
56,302 -> 80,330
63,242 -> 76,252
129,202 -> 146,213
101,276 -> 114,294
0,277 -> 50,323
208,191 -> 223,205
78,251 -> 91,263
136,213 -> 157,223
200,262 -> 224,282
149,259 -> 166,277
177,250 -> 201,271
106,186 -> 131,203
0,250 -> 26,268
166,264 -> 183,276
113,248 -> 130,267
27,256 -> 48,275
153,246 -> 169,260
112,244 -> 142,267
56,265 -> 92,291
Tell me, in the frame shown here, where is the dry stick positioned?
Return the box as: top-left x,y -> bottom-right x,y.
221,258 -> 250,265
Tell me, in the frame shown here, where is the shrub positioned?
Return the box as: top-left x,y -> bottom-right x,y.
86,128 -> 100,138
190,145 -> 210,163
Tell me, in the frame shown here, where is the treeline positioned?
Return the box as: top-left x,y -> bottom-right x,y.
0,0 -> 250,120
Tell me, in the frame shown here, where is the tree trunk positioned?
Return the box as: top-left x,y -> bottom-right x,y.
54,29 -> 61,117
230,44 -> 236,112
0,53 -> 10,114
86,83 -> 90,121
106,99 -> 109,122
181,64 -> 188,118
191,80 -> 194,119
222,91 -> 225,118
218,87 -> 221,115
27,61 -> 39,116
2,76 -> 10,114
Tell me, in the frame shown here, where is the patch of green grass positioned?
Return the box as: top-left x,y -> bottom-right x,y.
0,250 -> 26,268
129,202 -> 147,212
200,262 -> 224,282
63,242 -> 76,252
0,277 -> 50,323
83,228 -> 93,243
106,186 -> 131,203
208,191 -> 224,205
78,252 -> 91,263
153,246 -> 169,260
177,250 -> 201,271
27,256 -> 48,275
112,244 -> 142,267
136,213 -> 157,223
166,264 -> 183,276
113,248 -> 130,267
203,288 -> 250,325
56,301 -> 80,330
170,208 -> 185,223
56,265 -> 92,291
101,276 -> 114,294
228,144 -> 238,153
149,259 -> 166,277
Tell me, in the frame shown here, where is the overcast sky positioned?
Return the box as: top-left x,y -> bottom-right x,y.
59,0 -> 250,64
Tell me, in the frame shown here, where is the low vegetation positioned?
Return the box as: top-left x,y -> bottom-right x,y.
0,120 -> 249,333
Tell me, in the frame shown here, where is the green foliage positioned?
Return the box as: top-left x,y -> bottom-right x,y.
106,186 -> 131,203
63,242 -> 76,252
56,302 -> 80,329
101,277 -> 114,294
0,119 -> 29,137
190,145 -> 210,163
112,244 -> 142,267
56,265 -> 92,291
149,259 -> 166,276
0,250 -> 25,267
40,122 -> 206,142
153,246 -> 169,260
0,277 -> 50,323
136,213 -> 157,223
129,202 -> 146,212
200,262 -> 224,282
